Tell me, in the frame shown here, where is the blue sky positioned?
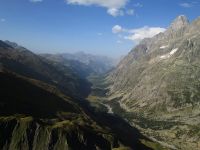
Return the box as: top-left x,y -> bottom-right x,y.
0,0 -> 199,57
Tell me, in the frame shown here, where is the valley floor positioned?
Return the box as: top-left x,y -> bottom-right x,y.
87,75 -> 171,150
86,75 -> 200,150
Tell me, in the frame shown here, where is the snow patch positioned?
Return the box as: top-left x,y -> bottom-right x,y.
170,48 -> 178,55
160,55 -> 167,59
160,48 -> 178,59
100,103 -> 114,114
160,45 -> 168,49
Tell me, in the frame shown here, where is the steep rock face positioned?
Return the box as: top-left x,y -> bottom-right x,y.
106,16 -> 200,149
167,15 -> 189,34
0,117 -> 117,150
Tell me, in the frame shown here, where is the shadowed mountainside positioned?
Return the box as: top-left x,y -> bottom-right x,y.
0,41 -> 91,98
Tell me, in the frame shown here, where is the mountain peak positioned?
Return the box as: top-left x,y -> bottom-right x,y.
169,15 -> 189,31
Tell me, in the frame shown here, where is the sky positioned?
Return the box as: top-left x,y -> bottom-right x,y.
0,0 -> 199,57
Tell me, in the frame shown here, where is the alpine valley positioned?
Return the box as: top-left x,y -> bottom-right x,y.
100,15 -> 200,150
0,15 -> 200,150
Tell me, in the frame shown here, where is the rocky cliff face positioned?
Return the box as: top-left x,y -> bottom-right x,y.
106,15 -> 200,149
0,116 -> 121,150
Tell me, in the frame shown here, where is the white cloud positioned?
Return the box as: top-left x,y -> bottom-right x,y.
133,3 -> 143,7
112,25 -> 166,42
0,18 -> 5,22
30,0 -> 43,2
125,26 -> 166,42
107,8 -> 124,17
65,0 -> 129,16
179,2 -> 198,8
126,9 -> 134,15
65,0 -> 128,9
180,2 -> 193,8
128,27 -> 166,41
112,25 -> 124,33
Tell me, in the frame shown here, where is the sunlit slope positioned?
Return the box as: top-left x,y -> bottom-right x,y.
106,16 -> 200,149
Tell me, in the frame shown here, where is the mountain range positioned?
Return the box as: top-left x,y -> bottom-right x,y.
1,15 -> 200,150
40,51 -> 118,77
104,15 -> 200,150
